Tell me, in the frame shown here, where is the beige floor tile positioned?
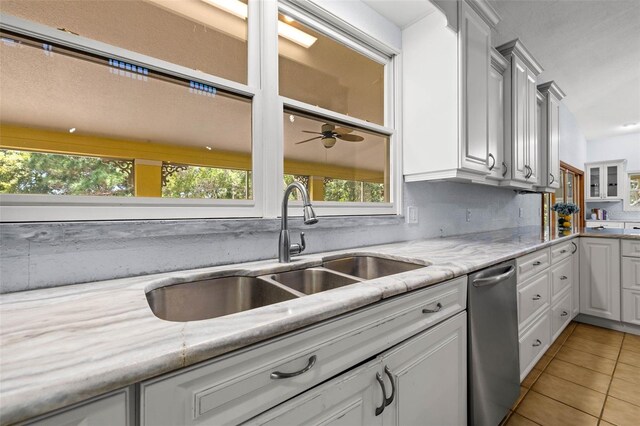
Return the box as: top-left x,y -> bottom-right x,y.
601,396 -> 640,426
506,412 -> 539,426
609,377 -> 640,407
613,362 -> 640,385
544,359 -> 611,393
513,386 -> 528,409
546,340 -> 563,356
618,349 -> 640,368
532,373 -> 606,417
599,421 -> 615,426
622,334 -> 640,354
533,354 -> 553,371
555,346 -> 616,375
555,324 -> 575,345
563,335 -> 621,360
516,391 -> 598,426
573,324 -> 624,347
521,367 -> 542,389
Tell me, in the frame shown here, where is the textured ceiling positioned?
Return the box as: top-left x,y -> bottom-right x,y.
489,0 -> 640,141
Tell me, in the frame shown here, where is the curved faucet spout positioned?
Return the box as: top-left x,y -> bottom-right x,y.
279,182 -> 318,262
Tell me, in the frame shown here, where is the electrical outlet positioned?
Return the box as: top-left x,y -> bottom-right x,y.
466,209 -> 472,222
519,208 -> 524,218
406,206 -> 418,224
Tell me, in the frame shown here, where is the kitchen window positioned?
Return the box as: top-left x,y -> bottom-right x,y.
542,162 -> 584,236
0,0 -> 400,221
625,171 -> 640,211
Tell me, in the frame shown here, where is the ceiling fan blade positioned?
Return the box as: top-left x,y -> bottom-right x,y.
295,136 -> 322,144
301,130 -> 323,134
337,134 -> 364,142
334,127 -> 353,135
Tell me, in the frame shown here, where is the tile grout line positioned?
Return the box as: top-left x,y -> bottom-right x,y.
596,332 -> 625,423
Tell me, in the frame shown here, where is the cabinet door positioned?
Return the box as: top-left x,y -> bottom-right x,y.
381,312 -> 467,426
572,246 -> 580,317
547,94 -> 561,188
459,1 -> 490,173
525,68 -> 538,184
587,165 -> 602,200
604,163 -> 621,199
247,360 -> 383,426
487,56 -> 505,180
511,57 -> 529,182
579,238 -> 621,320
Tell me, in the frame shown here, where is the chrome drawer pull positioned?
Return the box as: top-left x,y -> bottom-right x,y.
270,355 -> 317,379
560,276 -> 568,280
533,261 -> 542,266
375,373 -> 387,415
422,302 -> 443,314
561,311 -> 568,317
532,294 -> 542,301
571,242 -> 577,254
384,366 -> 395,406
532,339 -> 542,347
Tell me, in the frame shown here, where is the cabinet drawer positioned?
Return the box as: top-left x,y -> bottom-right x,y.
517,249 -> 550,282
622,289 -> 640,326
551,290 -> 572,341
551,241 -> 574,264
519,312 -> 551,380
625,223 -> 640,230
586,221 -> 624,229
140,277 -> 467,426
26,388 -> 132,426
550,258 -> 573,301
622,240 -> 640,258
623,257 -> 640,290
518,270 -> 550,329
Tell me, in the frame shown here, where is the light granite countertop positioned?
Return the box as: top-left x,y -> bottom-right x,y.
1,227 -> 638,424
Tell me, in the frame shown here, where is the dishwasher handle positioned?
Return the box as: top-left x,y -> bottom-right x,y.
472,265 -> 516,287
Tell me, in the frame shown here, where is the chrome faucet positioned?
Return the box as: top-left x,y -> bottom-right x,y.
279,182 -> 318,263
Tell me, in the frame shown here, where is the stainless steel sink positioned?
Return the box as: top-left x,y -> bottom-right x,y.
323,256 -> 426,280
146,276 -> 300,322
265,267 -> 361,295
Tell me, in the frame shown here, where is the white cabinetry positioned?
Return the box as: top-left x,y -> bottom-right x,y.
250,312 -> 468,426
403,1 -> 500,183
486,48 -> 508,182
579,238 -> 621,320
536,81 -> 565,191
497,39 -> 543,189
586,221 -> 624,229
622,240 -> 640,325
586,160 -> 626,201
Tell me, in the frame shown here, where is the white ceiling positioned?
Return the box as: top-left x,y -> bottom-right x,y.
489,0 -> 640,141
362,0 -> 439,29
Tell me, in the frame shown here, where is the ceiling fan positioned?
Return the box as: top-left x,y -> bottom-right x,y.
296,123 -> 364,148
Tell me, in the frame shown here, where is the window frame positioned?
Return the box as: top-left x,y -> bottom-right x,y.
0,0 -> 402,222
624,170 -> 640,212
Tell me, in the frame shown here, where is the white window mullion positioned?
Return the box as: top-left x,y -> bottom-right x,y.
260,0 -> 284,218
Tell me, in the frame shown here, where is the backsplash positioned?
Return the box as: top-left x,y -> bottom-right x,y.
585,201 -> 640,221
0,181 -> 541,293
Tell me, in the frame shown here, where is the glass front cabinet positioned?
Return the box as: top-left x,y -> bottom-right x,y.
585,160 -> 626,201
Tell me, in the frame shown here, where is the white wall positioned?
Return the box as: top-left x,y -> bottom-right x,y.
587,131 -> 640,171
559,103 -> 588,171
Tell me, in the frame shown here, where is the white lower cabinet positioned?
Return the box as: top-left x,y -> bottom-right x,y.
250,312 -> 468,426
140,278 -> 466,426
518,311 -> 551,381
579,238 -> 621,321
622,289 -> 640,325
551,289 -> 572,341
26,387 -> 133,426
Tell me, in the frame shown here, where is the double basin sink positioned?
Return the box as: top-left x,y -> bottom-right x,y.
147,256 -> 427,322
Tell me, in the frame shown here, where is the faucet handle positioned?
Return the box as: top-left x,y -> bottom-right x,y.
290,232 -> 306,255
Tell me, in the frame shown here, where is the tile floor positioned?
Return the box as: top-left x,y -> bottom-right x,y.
503,322 -> 640,426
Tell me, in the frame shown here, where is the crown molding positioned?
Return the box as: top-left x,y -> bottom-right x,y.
496,38 -> 544,75
537,81 -> 567,101
465,0 -> 501,28
490,47 -> 508,72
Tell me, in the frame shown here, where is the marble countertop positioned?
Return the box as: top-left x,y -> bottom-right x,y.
580,227 -> 640,238
1,227 -> 638,424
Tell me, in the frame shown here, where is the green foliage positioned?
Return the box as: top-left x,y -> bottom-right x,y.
0,149 -> 133,196
630,174 -> 639,207
551,202 -> 580,215
162,166 -> 252,199
324,178 -> 384,202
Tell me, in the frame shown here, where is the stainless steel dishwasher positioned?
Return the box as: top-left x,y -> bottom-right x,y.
468,260 -> 519,426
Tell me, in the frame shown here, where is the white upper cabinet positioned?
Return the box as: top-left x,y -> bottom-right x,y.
486,48 -> 509,182
403,0 -> 500,183
497,39 -> 544,189
585,160 -> 627,201
536,81 -> 566,191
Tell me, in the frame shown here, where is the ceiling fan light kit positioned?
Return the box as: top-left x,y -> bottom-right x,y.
295,123 -> 365,148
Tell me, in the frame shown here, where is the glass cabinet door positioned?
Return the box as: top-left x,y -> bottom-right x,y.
589,166 -> 601,199
606,165 -> 619,198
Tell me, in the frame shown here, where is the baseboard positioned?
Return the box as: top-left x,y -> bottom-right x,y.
574,314 -> 640,336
